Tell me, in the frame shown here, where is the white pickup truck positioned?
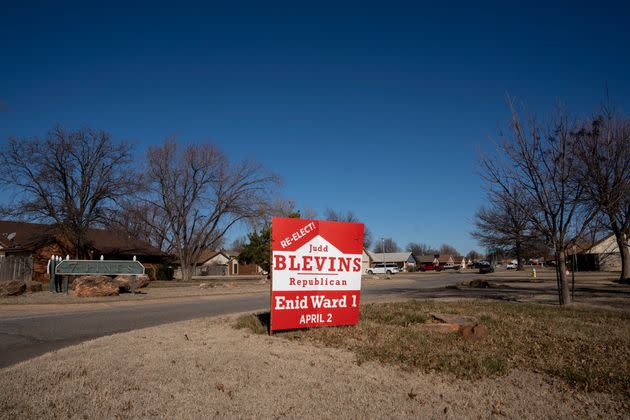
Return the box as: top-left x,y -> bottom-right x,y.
366,263 -> 400,275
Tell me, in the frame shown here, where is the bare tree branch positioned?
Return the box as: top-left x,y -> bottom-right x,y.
0,125 -> 138,257
142,139 -> 278,281
574,111 -> 630,281
480,101 -> 596,304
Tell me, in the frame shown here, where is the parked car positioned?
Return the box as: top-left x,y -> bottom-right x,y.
478,263 -> 494,274
506,262 -> 517,270
443,263 -> 461,270
419,262 -> 443,272
473,261 -> 490,269
367,263 -> 399,275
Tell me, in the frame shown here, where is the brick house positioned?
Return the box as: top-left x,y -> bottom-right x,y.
576,234 -> 628,272
0,220 -> 168,283
195,250 -> 263,276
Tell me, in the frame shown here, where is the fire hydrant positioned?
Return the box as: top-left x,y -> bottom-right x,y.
531,268 -> 537,279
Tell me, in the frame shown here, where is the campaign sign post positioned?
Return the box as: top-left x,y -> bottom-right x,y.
271,217 -> 364,332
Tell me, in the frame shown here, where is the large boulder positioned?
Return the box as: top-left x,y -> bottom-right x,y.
73,276 -> 119,297
113,275 -> 149,292
0,280 -> 26,297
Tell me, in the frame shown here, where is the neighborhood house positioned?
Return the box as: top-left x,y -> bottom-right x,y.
187,250 -> 263,277
367,251 -> 416,272
0,220 -> 168,283
576,234 -> 629,272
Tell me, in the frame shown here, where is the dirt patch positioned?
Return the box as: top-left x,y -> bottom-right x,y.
1,309 -> 627,419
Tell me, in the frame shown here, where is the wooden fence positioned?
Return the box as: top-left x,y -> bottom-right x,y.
0,255 -> 33,282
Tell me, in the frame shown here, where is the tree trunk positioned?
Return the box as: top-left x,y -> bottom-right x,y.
71,229 -> 89,259
181,263 -> 195,282
557,250 -> 571,305
616,234 -> 630,282
516,242 -> 523,271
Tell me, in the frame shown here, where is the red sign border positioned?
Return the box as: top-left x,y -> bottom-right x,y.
269,217 -> 364,334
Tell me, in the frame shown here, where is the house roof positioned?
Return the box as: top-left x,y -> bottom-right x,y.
0,220 -> 164,257
0,221 -> 59,251
584,234 -> 621,254
367,251 -> 414,263
413,254 -> 464,263
437,255 -> 463,263
413,254 -> 439,263
85,228 -> 165,257
197,250 -> 227,265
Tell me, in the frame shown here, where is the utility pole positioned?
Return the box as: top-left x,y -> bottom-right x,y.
381,237 -> 385,275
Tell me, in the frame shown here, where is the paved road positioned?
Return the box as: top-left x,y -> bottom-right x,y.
0,273 -> 464,368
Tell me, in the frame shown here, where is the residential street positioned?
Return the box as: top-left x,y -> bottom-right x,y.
3,270 -> 627,369
0,273 -> 466,368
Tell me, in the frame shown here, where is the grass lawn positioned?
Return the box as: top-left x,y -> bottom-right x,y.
236,299 -> 630,396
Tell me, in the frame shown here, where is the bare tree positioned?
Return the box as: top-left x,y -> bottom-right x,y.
466,250 -> 482,261
230,236 -> 248,253
0,125 -> 137,257
324,208 -> 373,249
269,198 -> 300,219
406,242 -> 437,256
481,102 -> 593,305
471,189 -> 543,270
574,111 -> 630,282
438,243 -> 460,256
143,139 -> 277,282
373,237 -> 400,253
324,209 -> 360,223
301,206 -> 318,220
248,198 -> 301,230
107,200 -> 170,252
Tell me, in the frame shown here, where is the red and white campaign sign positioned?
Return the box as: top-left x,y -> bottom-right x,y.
270,217 -> 364,332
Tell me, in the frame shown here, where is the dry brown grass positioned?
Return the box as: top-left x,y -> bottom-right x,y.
267,300 -> 630,396
234,313 -> 268,335
2,311 -> 629,419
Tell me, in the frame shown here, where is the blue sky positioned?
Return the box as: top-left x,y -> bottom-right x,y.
2,1 -> 629,254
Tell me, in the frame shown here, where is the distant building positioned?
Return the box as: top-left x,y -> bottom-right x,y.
195,250 -> 263,276
577,234 -> 627,272
413,255 -> 439,265
0,220 -> 167,282
367,251 -> 416,272
413,254 -> 465,268
362,249 -> 372,274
